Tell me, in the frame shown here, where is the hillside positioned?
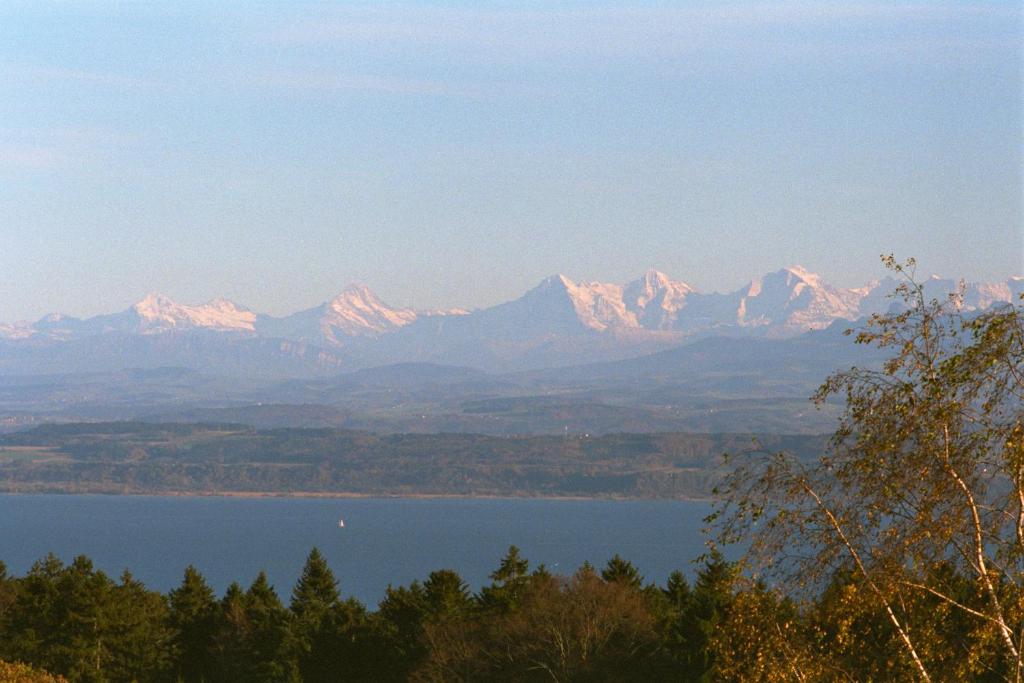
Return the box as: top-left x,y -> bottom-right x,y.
0,423 -> 826,500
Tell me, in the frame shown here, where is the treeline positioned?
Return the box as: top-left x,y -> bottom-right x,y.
0,424 -> 824,499
0,547 -> 727,682
0,547 -> 1010,682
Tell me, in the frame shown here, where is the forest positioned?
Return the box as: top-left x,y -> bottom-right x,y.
0,425 -> 823,499
0,544 -> 1015,683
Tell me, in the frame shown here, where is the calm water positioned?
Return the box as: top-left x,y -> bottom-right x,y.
0,494 -> 713,606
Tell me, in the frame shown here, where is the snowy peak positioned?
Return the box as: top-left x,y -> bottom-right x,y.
0,320 -> 35,340
133,292 -> 176,319
322,284 -> 417,339
623,269 -> 695,330
734,267 -> 862,334
747,266 -> 821,298
527,274 -> 575,295
512,274 -> 618,332
256,283 -> 467,348
130,293 -> 256,332
516,271 -> 696,332
780,265 -> 823,287
3,270 -> 1022,350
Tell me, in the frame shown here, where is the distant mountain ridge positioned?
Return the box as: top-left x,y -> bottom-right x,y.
1,268 -> 1021,375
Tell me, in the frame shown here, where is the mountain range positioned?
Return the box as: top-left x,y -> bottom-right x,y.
2,267 -> 1021,376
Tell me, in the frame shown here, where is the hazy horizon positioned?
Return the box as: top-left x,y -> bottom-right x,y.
1,1 -> 1020,321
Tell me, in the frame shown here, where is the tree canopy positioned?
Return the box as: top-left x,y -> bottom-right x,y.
717,256 -> 1024,681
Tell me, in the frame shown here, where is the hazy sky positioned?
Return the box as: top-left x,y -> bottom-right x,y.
0,1 -> 1020,321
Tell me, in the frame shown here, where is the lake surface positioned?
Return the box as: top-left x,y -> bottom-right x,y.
0,494 -> 714,606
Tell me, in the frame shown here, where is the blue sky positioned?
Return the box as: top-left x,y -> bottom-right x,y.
0,1 -> 1020,320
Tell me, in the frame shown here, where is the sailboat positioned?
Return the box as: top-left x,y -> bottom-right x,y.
338,517 -> 345,528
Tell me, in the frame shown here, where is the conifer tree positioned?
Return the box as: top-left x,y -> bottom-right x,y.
210,581 -> 252,681
478,546 -> 530,612
602,554 -> 644,589
244,571 -> 292,683
0,554 -> 64,669
290,547 -> 339,619
168,565 -> 217,682
51,555 -> 115,682
675,551 -> 737,682
375,582 -> 430,678
289,548 -> 345,683
663,571 -> 691,611
422,570 -> 472,618
0,560 -> 15,631
104,570 -> 173,682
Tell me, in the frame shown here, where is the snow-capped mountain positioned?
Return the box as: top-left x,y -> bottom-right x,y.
8,294 -> 258,340
0,268 -> 1020,375
128,294 -> 257,333
256,284 -> 466,348
728,266 -> 864,336
136,294 -> 256,331
623,269 -> 695,330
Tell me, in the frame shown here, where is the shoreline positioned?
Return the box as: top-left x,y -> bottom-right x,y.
0,488 -> 711,502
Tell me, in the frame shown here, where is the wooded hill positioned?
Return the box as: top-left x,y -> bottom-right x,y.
0,423 -> 824,499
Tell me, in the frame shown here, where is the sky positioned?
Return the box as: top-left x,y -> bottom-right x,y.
0,1 -> 1020,321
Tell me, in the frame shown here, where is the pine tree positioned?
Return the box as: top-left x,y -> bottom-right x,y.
0,560 -> 15,635
651,570 -> 692,679
168,565 -> 217,682
104,570 -> 173,682
478,546 -> 530,613
676,551 -> 737,682
211,582 -> 252,681
602,554 -> 644,589
52,555 -> 115,682
289,548 -> 343,683
422,570 -> 472,618
375,582 -> 429,679
244,572 -> 292,683
289,548 -> 339,619
1,554 -> 65,673
663,570 -> 691,611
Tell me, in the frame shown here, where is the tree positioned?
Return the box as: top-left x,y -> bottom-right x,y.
0,555 -> 65,673
415,564 -> 664,682
0,660 -> 69,683
602,554 -> 644,590
288,548 -> 373,682
103,570 -> 173,682
707,581 -> 807,683
289,548 -> 339,620
243,572 -> 292,682
672,551 -> 738,682
478,546 -> 530,613
663,571 -> 691,611
0,561 -> 15,624
209,582 -> 250,681
421,570 -> 472,619
717,256 -> 1024,681
376,581 -> 431,680
168,565 -> 217,682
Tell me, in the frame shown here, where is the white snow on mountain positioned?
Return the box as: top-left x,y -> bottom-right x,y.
3,270 -> 1021,349
131,293 -> 257,332
320,284 -> 417,339
255,284 -> 467,348
623,269 -> 695,330
729,266 -> 863,335
0,321 -> 35,340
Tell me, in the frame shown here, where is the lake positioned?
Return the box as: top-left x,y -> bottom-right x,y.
0,494 -> 714,606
